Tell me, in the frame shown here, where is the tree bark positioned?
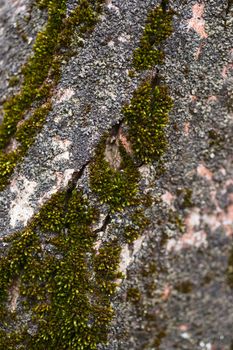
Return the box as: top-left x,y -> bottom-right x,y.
0,0 -> 232,349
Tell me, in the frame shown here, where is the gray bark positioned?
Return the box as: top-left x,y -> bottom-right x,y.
0,0 -> 233,349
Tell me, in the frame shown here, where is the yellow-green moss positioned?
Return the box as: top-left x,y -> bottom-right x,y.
123,81 -> 173,163
126,287 -> 141,303
0,3 -> 174,348
132,5 -> 173,71
8,76 -> 20,87
90,136 -> 140,212
0,0 -> 105,191
124,209 -> 150,243
0,189 -> 122,349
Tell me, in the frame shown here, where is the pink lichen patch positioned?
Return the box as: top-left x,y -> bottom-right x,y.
52,135 -> 72,151
179,324 -> 189,332
119,128 -> 133,154
221,64 -> 233,79
187,3 -> 208,39
197,164 -> 213,181
167,208 -> 208,252
183,122 -> 190,136
161,191 -> 175,206
207,95 -> 218,104
185,207 -> 201,229
161,284 -> 172,301
190,95 -> 197,102
166,230 -> 207,253
194,42 -> 205,60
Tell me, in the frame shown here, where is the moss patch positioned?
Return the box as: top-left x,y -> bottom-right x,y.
123,81 -> 173,164
132,5 -> 173,70
0,189 -> 122,349
90,135 -> 140,212
0,2 -> 174,348
0,0 -> 104,191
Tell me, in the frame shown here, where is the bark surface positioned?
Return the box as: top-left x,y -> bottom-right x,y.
0,0 -> 233,349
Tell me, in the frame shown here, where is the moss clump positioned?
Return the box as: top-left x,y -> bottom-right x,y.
133,5 -> 173,70
0,0 -> 105,192
8,76 -> 20,87
0,0 -> 67,150
90,136 -> 140,212
0,189 -> 123,349
123,80 -> 173,163
126,287 -> 141,303
174,280 -> 193,294
124,209 -> 150,243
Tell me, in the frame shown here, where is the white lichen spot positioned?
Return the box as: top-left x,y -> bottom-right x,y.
51,136 -> 72,163
10,176 -> 37,228
107,40 -> 115,48
53,151 -> 70,163
8,278 -> 20,312
118,33 -> 131,43
55,87 -> 75,104
38,169 -> 75,205
105,0 -> 120,14
119,235 -> 145,275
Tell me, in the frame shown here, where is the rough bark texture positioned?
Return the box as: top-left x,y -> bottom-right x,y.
0,0 -> 233,349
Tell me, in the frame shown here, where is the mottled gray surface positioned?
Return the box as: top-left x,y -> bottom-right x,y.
101,1 -> 233,349
0,0 -> 233,349
0,0 -> 46,106
0,0 -> 158,235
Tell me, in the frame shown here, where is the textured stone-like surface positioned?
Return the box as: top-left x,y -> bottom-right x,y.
0,0 -> 233,349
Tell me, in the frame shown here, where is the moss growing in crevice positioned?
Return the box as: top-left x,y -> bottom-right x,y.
124,208 -> 150,243
132,5 -> 173,71
90,134 -> 140,212
123,80 -> 173,164
0,2 -> 174,348
0,0 -> 105,191
0,189 -> 122,349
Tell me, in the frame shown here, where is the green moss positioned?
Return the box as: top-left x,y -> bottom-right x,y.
133,5 -> 173,70
126,287 -> 141,303
0,189 -> 122,349
0,0 -> 67,150
0,3 -> 174,348
174,280 -> 193,294
8,76 -> 20,87
123,80 -> 173,163
176,188 -> 193,209
0,0 -> 105,192
90,136 -> 140,212
208,129 -> 224,148
227,246 -> 233,289
124,209 -> 150,243
168,210 -> 184,232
